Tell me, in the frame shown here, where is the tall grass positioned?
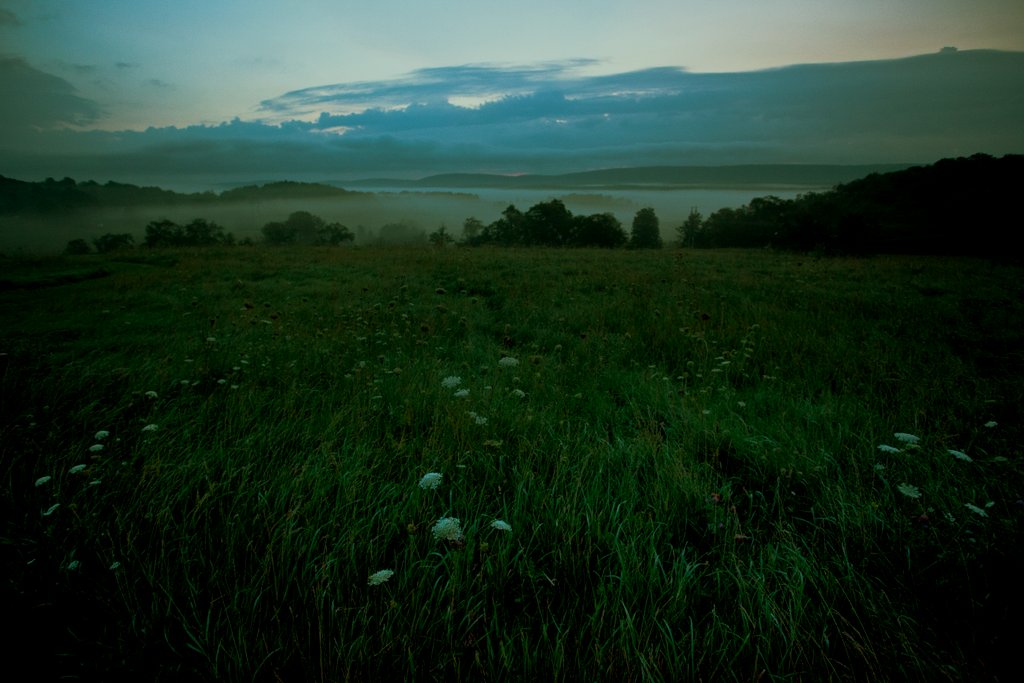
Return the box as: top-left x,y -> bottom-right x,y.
2,247 -> 1021,680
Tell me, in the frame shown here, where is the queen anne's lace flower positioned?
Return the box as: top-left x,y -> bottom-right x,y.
893,433 -> 920,444
964,503 -> 988,517
432,517 -> 464,542
498,357 -> 519,368
368,569 -> 394,586
419,472 -> 443,490
897,483 -> 921,499
948,449 -> 973,463
441,376 -> 462,389
490,520 -> 512,532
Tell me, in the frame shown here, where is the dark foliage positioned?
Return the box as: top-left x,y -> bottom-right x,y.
0,177 -> 358,215
629,207 -> 663,249
261,211 -> 354,246
144,218 -> 234,247
692,154 -> 1023,257
463,200 -> 630,248
64,238 -> 91,255
92,233 -> 134,253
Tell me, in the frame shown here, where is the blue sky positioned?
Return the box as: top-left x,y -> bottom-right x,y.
2,0 -> 1023,186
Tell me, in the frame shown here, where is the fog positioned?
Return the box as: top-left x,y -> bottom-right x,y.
0,185 -> 814,253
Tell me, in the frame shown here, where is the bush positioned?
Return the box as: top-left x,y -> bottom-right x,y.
93,233 -> 134,253
64,238 -> 91,255
145,218 -> 233,247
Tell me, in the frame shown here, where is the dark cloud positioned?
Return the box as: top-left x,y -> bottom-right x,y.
3,50 -> 1022,187
115,61 -> 138,69
0,57 -> 103,142
260,59 -> 602,116
0,8 -> 19,25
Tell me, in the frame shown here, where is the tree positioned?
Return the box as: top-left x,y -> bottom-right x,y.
574,213 -> 627,247
144,219 -> 183,247
318,222 -> 354,245
183,218 -> 230,246
523,199 -> 575,245
676,208 -> 703,247
64,238 -> 91,255
261,220 -> 297,245
92,233 -> 134,253
428,225 -> 454,247
629,207 -> 662,249
461,217 -> 484,244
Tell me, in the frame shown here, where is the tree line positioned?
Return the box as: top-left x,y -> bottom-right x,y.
677,154 -> 1022,257
65,211 -> 354,254
459,201 -> 663,249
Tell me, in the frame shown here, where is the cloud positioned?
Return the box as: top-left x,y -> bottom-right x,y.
259,59 -> 602,118
0,57 -> 104,140
3,50 -> 1023,187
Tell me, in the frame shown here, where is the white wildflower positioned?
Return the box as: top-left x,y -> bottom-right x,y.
984,421 -> 997,428
367,569 -> 395,586
893,433 -> 920,444
88,444 -> 104,452
498,357 -> 519,368
68,464 -> 87,475
964,503 -> 988,518
432,517 -> 464,542
948,449 -> 973,463
141,424 -> 158,432
512,389 -> 526,398
145,391 -> 158,399
490,520 -> 512,532
418,472 -> 443,490
453,389 -> 470,398
877,445 -> 901,454
43,503 -> 60,516
94,430 -> 110,440
35,476 -> 52,487
896,483 -> 922,499
441,376 -> 462,389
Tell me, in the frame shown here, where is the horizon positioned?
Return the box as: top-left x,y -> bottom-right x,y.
2,2 -> 1024,188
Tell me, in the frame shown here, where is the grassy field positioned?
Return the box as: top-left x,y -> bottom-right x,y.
2,246 -> 1022,681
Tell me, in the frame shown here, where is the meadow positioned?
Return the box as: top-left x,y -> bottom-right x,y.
1,246 -> 1021,681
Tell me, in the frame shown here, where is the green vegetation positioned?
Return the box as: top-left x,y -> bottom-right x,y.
2,246 -> 1021,680
462,200 -> 633,248
685,154 -> 1022,257
260,210 -> 354,246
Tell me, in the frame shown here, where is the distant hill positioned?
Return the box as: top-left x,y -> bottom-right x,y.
343,164 -> 914,190
0,177 -> 365,214
690,153 -> 1024,257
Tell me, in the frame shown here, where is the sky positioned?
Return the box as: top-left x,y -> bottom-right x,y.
2,0 -> 1023,188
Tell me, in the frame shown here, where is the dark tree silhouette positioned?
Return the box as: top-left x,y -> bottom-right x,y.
629,208 -> 662,249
